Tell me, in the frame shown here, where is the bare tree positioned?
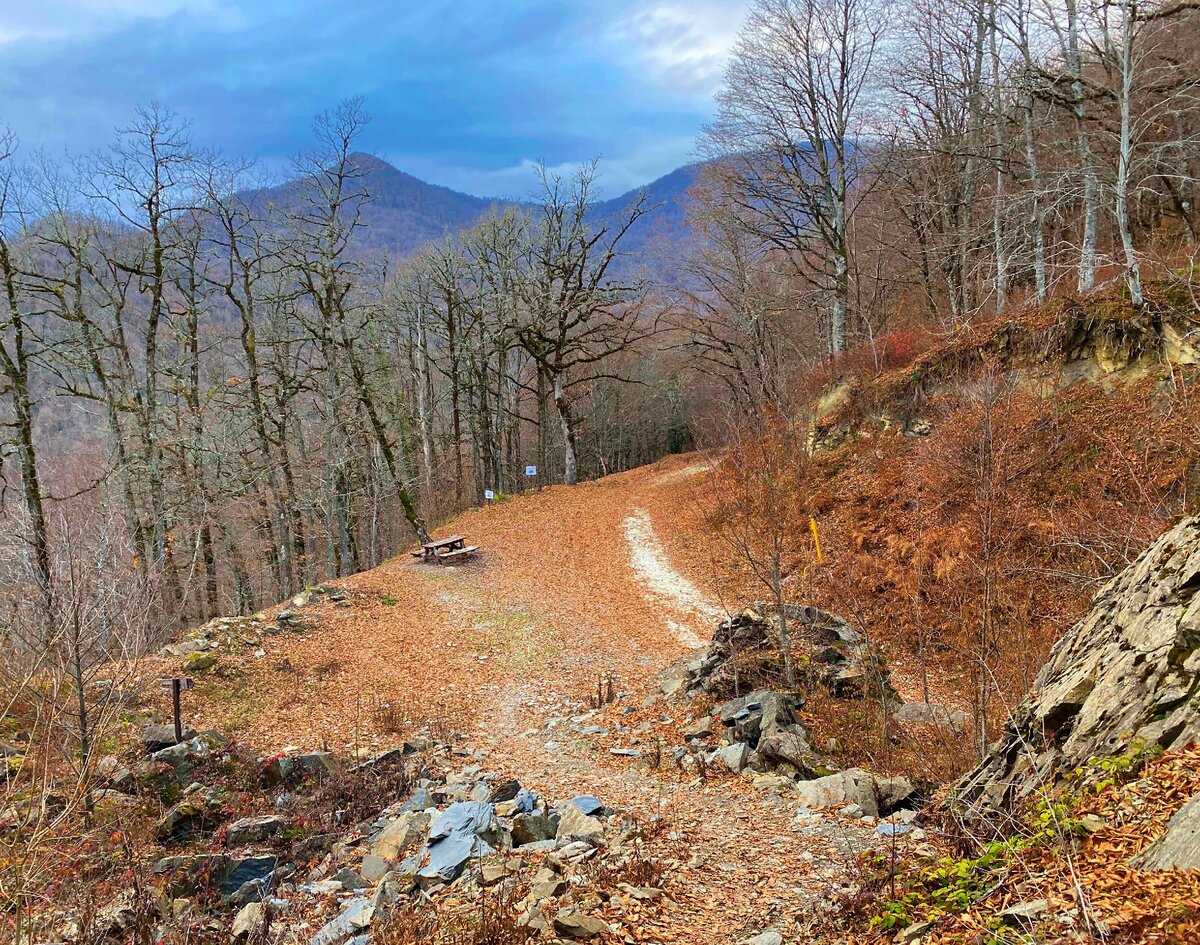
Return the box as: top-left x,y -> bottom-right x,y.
704,0 -> 889,353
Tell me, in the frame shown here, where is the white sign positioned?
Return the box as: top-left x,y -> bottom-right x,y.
484,489 -> 495,501
525,465 -> 537,477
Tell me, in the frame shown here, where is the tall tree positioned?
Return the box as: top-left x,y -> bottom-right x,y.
705,0 -> 888,353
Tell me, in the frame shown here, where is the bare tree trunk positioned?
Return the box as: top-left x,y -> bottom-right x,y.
553,372 -> 579,486
1115,0 -> 1144,306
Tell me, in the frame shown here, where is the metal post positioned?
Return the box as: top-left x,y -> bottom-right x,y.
172,679 -> 183,743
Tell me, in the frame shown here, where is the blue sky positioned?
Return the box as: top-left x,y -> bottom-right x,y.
0,0 -> 749,199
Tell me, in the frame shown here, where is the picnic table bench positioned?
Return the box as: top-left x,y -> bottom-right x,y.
409,534 -> 479,564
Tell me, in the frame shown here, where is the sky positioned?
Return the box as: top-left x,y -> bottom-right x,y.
0,0 -> 750,200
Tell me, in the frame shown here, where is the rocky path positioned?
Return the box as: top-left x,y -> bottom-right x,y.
175,454 -> 875,943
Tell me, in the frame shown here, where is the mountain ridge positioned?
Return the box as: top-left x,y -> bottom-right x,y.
245,153 -> 701,264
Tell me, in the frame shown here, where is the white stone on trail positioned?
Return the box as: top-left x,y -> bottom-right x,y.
623,508 -> 719,649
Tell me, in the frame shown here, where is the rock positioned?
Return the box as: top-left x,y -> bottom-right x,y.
997,898 -> 1049,922
370,811 -> 430,861
684,716 -> 715,739
955,516 -> 1200,815
876,776 -> 917,813
694,607 -> 896,703
609,748 -> 641,757
417,801 -> 498,886
556,803 -> 604,844
487,778 -> 521,802
182,651 -> 218,672
262,751 -> 339,787
149,742 -> 197,786
1133,794 -> 1200,870
360,855 -> 390,883
141,723 -> 197,753
511,810 -> 558,846
333,867 -> 367,890
552,912 -> 608,939
569,795 -> 604,816
226,815 -> 287,847
896,920 -> 934,943
743,932 -> 784,945
755,728 -> 819,777
529,878 -> 567,902
838,803 -> 864,819
717,742 -> 750,773
894,702 -> 968,732
310,898 -> 374,945
793,769 -> 881,817
231,902 -> 265,941
220,856 -> 277,899
156,788 -> 223,842
96,755 -> 136,794
152,854 -> 231,895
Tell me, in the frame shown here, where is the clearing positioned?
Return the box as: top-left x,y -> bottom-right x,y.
163,454 -> 879,943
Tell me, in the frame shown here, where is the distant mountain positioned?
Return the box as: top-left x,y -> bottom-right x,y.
591,163 -> 702,271
245,154 -> 700,270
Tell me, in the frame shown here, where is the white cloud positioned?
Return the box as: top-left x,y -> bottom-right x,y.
0,0 -> 234,45
601,1 -> 750,97
390,132 -> 701,201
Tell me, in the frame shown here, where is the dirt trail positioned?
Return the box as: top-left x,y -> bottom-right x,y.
178,454 -> 867,943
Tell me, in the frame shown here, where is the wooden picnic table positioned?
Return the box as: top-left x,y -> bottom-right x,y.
410,534 -> 479,564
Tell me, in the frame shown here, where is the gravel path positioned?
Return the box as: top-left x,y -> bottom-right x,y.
174,454 -> 873,943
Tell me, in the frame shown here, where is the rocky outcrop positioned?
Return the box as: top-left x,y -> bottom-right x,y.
682,606 -> 896,702
956,515 -> 1200,814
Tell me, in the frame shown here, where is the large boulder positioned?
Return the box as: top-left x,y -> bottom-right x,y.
955,516 -> 1200,815
794,768 -> 882,816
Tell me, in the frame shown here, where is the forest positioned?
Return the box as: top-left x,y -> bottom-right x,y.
3,0 -> 1200,942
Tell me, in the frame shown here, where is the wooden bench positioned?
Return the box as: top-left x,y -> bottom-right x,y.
410,535 -> 479,564
438,546 -> 479,562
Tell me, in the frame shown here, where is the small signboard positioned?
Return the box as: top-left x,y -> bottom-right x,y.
484,489 -> 495,501
160,677 -> 195,692
525,465 -> 537,477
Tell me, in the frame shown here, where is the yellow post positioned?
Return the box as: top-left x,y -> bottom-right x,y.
809,517 -> 823,565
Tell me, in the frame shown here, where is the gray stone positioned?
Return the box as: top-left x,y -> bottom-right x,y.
148,742 -> 196,785
360,854 -> 390,883
141,723 -> 197,753
152,854 -> 231,895
555,803 -> 604,843
717,742 -> 750,773
511,810 -> 558,846
997,898 -> 1049,922
1134,794 -> 1200,870
309,898 -> 374,945
231,902 -> 265,941
569,795 -> 604,815
894,702 -> 968,732
553,912 -> 608,939
743,932 -> 784,945
684,716 -> 715,739
956,515 -> 1200,814
220,856 -> 277,898
182,651 -> 218,672
333,867 -> 367,890
417,801 -> 498,886
793,769 -> 880,817
156,788 -> 223,842
755,728 -> 818,777
226,815 -> 287,847
370,811 -> 430,861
